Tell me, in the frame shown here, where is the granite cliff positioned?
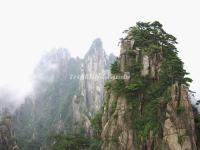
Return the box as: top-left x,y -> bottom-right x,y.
72,38 -> 115,134
14,38 -> 115,149
101,21 -> 200,150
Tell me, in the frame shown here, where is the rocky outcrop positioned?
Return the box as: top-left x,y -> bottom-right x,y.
0,111 -> 18,150
14,39 -> 115,148
163,83 -> 197,150
72,38 -> 115,134
101,92 -> 134,150
101,27 -> 199,150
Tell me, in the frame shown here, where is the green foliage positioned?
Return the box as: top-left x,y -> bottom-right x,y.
103,21 -> 193,147
102,21 -> 192,148
112,79 -> 125,93
48,112 -> 103,150
145,44 -> 161,56
160,54 -> 191,85
125,76 -> 152,99
89,111 -> 103,150
124,21 -> 192,86
126,21 -> 177,52
111,60 -> 120,74
126,77 -> 144,92
91,112 -> 102,138
129,62 -> 143,74
134,96 -> 162,144
123,21 -> 193,146
50,134 -> 90,150
88,138 -> 102,150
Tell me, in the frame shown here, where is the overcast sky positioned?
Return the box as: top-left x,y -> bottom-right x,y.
0,0 -> 200,100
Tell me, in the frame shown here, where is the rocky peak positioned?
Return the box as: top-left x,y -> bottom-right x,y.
87,38 -> 103,53
13,39 -> 114,149
85,38 -> 105,60
101,21 -> 199,150
72,39 -> 115,134
33,48 -> 71,92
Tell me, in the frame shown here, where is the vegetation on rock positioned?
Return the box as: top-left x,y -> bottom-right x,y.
102,21 -> 196,149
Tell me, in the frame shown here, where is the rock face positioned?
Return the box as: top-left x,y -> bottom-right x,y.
14,48 -> 82,149
0,111 -> 18,150
101,29 -> 199,150
14,38 -> 115,149
163,83 -> 197,150
102,38 -> 141,150
101,93 -> 134,150
72,38 -> 115,134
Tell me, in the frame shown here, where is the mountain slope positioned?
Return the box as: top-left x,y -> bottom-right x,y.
101,21 -> 199,150
14,39 -> 115,149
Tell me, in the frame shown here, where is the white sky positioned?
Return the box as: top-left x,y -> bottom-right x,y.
0,0 -> 200,100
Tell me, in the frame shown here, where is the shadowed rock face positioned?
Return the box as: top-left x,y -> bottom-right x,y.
101,36 -> 199,150
0,111 -> 19,150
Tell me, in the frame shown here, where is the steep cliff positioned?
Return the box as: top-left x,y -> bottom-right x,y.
72,38 -> 115,134
14,48 -> 82,149
163,83 -> 197,150
101,21 -> 199,150
14,39 -> 115,149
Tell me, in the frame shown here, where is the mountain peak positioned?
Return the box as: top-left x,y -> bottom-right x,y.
85,38 -> 104,57
91,38 -> 102,48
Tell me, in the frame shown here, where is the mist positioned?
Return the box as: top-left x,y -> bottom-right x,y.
0,0 -> 200,111
0,86 -> 28,114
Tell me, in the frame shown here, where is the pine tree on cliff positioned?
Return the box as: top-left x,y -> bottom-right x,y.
101,21 -> 199,150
